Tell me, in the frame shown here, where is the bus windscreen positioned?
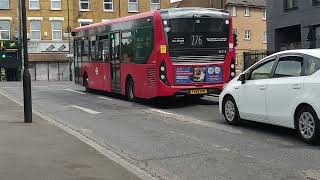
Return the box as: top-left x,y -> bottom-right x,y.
166,18 -> 229,50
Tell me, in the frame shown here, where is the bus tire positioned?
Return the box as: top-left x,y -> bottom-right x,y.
126,78 -> 136,102
83,73 -> 91,92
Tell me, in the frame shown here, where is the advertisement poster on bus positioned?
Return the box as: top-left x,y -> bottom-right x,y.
175,66 -> 223,84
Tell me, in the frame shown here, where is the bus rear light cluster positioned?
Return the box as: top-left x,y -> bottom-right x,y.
160,61 -> 170,86
230,61 -> 236,80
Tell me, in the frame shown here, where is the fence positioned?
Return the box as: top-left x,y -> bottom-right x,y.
243,51 -> 273,71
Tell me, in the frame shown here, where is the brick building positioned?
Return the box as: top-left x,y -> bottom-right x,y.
0,0 -> 170,81
172,0 -> 266,72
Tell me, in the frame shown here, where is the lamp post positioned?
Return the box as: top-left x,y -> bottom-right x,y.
67,0 -> 72,81
20,0 -> 32,123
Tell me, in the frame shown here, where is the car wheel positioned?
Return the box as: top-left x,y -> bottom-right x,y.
126,78 -> 136,102
296,106 -> 320,145
223,96 -> 240,125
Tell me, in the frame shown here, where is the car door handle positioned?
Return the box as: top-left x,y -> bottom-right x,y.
258,85 -> 266,90
292,84 -> 301,89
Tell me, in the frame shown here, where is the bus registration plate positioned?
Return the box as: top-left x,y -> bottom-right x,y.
190,89 -> 207,95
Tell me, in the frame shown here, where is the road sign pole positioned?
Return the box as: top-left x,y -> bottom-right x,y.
20,0 -> 32,123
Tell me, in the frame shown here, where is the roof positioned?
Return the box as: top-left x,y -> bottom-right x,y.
272,49 -> 320,57
74,10 -> 156,32
226,0 -> 266,7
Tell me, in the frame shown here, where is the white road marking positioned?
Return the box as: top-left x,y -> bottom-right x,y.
65,89 -> 86,95
1,85 -> 70,89
70,105 -> 101,114
0,90 -> 157,180
169,131 -> 203,142
147,108 -> 242,135
98,96 -> 113,101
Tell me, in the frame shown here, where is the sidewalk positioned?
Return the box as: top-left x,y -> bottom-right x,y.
0,94 -> 142,180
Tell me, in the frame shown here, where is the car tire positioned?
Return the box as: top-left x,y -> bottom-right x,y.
295,106 -> 320,145
126,78 -> 136,102
223,96 -> 240,125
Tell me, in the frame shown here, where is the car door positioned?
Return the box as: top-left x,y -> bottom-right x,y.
238,58 -> 277,122
266,55 -> 305,127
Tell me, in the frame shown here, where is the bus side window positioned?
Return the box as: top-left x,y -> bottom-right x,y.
98,35 -> 109,62
134,27 -> 154,64
90,36 -> 96,61
82,39 -> 90,63
121,31 -> 134,63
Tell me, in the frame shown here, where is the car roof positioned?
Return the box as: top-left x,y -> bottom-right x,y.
272,49 -> 320,57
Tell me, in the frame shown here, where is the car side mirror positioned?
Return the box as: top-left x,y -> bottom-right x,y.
238,74 -> 246,84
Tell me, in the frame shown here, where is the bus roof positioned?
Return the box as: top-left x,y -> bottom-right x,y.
73,10 -> 157,32
73,8 -> 230,33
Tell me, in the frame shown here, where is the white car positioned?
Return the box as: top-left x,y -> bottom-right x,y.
219,49 -> 320,144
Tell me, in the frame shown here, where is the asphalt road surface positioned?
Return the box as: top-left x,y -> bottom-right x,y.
1,81 -> 320,180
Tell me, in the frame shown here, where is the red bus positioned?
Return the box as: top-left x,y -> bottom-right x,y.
72,8 -> 236,101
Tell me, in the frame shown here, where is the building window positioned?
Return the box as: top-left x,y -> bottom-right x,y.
80,22 -> 91,27
262,9 -> 266,20
228,6 -> 237,17
30,20 -> 41,40
313,0 -> 320,5
29,0 -> 40,10
245,30 -> 251,40
128,0 -> 139,12
263,31 -> 267,44
51,0 -> 61,10
244,7 -> 250,16
51,20 -> 62,40
79,0 -> 90,11
103,0 -> 113,11
0,20 -> 10,40
150,0 -> 160,10
284,0 -> 298,11
0,0 -> 9,9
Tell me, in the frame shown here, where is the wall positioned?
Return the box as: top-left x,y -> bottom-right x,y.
267,0 -> 320,51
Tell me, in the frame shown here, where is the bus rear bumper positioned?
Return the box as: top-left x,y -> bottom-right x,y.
157,84 -> 224,97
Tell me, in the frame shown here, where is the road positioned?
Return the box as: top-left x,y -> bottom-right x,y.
1,81 -> 320,180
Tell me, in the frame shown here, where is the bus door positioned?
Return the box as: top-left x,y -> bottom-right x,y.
74,39 -> 82,84
110,32 -> 121,92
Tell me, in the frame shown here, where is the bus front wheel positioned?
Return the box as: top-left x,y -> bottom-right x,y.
83,73 -> 91,92
126,78 -> 136,102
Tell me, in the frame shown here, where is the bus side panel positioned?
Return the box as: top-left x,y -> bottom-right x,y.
121,64 -> 158,99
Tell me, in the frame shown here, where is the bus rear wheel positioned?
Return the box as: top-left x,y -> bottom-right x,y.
126,78 -> 136,102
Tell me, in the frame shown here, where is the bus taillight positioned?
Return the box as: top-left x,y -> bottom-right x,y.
160,61 -> 170,86
230,62 -> 236,80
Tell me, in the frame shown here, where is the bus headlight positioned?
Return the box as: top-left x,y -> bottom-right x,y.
160,75 -> 166,80
231,72 -> 235,77
231,64 -> 235,69
160,66 -> 165,72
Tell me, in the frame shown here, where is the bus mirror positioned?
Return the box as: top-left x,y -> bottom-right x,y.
238,74 -> 245,84
233,34 -> 238,47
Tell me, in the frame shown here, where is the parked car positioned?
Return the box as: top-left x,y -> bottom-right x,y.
219,49 -> 320,144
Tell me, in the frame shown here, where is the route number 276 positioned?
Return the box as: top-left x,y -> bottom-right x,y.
191,35 -> 203,46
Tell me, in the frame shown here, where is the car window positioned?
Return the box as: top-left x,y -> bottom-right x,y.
250,60 -> 275,80
274,56 -> 303,78
305,55 -> 320,75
